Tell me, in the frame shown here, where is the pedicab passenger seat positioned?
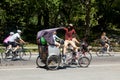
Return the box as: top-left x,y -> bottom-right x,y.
48,45 -> 60,56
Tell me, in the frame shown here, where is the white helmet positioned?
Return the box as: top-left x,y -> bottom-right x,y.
10,32 -> 14,35
17,30 -> 22,33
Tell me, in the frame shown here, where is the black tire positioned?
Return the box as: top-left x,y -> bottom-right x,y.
82,51 -> 92,61
46,55 -> 60,70
1,52 -> 7,61
96,49 -> 104,57
78,57 -> 90,68
108,46 -> 114,56
1,51 -> 13,61
36,56 -> 46,68
19,50 -> 31,61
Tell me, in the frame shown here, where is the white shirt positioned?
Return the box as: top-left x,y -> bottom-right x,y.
53,34 -> 60,42
9,33 -> 21,42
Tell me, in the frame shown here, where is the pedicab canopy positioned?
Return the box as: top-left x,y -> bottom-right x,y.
37,27 -> 64,45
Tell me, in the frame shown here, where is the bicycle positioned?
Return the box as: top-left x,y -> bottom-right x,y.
79,43 -> 92,61
96,40 -> 114,57
46,44 -> 90,70
36,27 -> 90,70
17,44 -> 32,61
1,47 -> 18,61
1,44 -> 31,61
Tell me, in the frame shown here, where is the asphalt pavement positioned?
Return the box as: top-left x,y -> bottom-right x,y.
0,52 -> 120,80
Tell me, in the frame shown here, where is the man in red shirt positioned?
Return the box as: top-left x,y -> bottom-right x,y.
63,24 -> 79,56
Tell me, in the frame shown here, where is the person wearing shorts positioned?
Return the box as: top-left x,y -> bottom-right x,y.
63,24 -> 79,55
8,30 -> 25,53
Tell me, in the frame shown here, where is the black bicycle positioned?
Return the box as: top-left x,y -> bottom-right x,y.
1,44 -> 31,61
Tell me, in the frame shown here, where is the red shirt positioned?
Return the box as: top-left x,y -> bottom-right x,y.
64,28 -> 76,40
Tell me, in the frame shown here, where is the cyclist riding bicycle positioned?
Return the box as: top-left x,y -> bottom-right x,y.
63,24 -> 79,58
3,32 -> 14,48
100,32 -> 110,52
8,30 -> 26,54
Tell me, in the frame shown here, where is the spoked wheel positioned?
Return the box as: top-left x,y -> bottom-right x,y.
78,57 -> 90,68
1,51 -> 13,61
108,46 -> 114,56
82,51 -> 92,61
46,55 -> 60,70
36,56 -> 46,68
19,50 -> 31,61
1,52 -> 8,61
96,49 -> 104,57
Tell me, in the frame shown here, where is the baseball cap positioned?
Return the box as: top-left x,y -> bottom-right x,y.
69,23 -> 73,27
17,30 -> 22,33
10,32 -> 14,35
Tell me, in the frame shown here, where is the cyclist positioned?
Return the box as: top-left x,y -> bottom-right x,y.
100,32 -> 110,52
3,32 -> 14,47
8,30 -> 26,54
63,23 -> 79,57
3,32 -> 14,53
81,36 -> 89,52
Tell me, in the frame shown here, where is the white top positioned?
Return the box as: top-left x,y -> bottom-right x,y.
9,33 -> 21,42
53,34 -> 60,42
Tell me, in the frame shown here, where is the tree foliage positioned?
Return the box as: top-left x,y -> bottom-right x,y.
0,0 -> 120,43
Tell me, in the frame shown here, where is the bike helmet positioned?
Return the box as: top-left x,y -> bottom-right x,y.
10,32 -> 14,35
40,37 -> 47,45
17,30 -> 22,33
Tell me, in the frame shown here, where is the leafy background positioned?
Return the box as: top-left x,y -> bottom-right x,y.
0,0 -> 120,45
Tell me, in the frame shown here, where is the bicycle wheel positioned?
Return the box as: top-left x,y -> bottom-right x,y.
82,51 -> 92,61
1,52 -> 7,61
108,46 -> 114,56
78,57 -> 90,68
46,55 -> 60,70
96,49 -> 104,57
1,50 -> 13,61
19,49 -> 31,61
36,56 -> 46,68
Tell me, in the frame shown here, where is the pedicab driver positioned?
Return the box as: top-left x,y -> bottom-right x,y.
63,24 -> 79,57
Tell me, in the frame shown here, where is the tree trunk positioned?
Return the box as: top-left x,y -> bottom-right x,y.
85,0 -> 91,37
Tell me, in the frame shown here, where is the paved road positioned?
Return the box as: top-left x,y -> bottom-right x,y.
0,52 -> 120,80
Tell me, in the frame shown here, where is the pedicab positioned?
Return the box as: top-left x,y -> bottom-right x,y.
36,27 -> 90,70
36,27 -> 64,69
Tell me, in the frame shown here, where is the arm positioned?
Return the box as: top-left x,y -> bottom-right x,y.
17,34 -> 26,44
63,27 -> 68,31
73,29 -> 76,34
19,38 -> 26,44
53,35 -> 61,41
